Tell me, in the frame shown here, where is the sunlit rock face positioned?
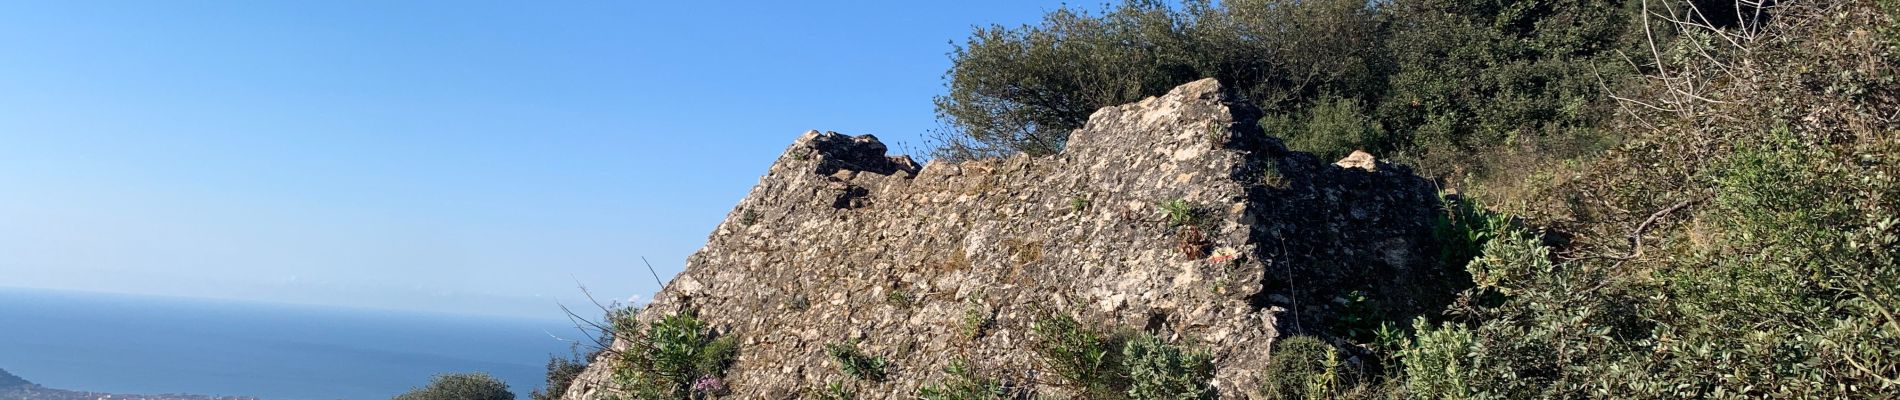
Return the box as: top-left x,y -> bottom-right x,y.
562,78 -> 1453,399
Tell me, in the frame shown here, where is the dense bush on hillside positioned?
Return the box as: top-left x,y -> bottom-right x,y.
530,352 -> 592,400
1385,0 -> 1900,398
392,373 -> 514,400
608,311 -> 739,400
932,0 -> 1640,178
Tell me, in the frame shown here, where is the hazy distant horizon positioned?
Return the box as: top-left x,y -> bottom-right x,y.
0,285 -> 586,323
0,287 -> 579,399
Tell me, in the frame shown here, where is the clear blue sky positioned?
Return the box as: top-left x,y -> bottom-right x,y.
0,1 -> 1065,320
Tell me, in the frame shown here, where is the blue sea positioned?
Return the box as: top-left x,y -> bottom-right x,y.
0,288 -> 583,400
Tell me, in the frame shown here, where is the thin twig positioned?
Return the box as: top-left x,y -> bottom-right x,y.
1842,352 -> 1900,388
641,256 -> 666,288
1626,198 -> 1698,259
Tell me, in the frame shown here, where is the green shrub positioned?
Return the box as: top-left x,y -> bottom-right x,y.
1386,126 -> 1900,398
1268,96 -> 1385,160
610,312 -> 739,400
529,352 -> 590,400
1123,334 -> 1215,400
1031,314 -> 1216,399
1157,199 -> 1206,230
812,381 -> 855,400
931,0 -> 1639,176
1628,133 -> 1900,397
960,301 -> 993,341
1429,193 -> 1508,274
1070,196 -> 1092,213
930,0 -> 1208,160
393,373 -> 514,400
917,360 -> 1010,400
1032,315 -> 1128,397
1333,290 -> 1383,343
1261,336 -> 1354,400
825,342 -> 889,382
1391,223 -> 1643,399
885,288 -> 915,309
1461,226 -> 1551,297
1394,320 -> 1481,400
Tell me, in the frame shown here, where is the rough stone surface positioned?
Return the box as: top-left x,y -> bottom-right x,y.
1335,150 -> 1379,171
561,79 -> 1455,399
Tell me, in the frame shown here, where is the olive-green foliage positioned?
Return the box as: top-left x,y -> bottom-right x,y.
1394,319 -> 1481,399
933,0 -> 1638,174
960,300 -> 993,341
885,288 -> 915,309
1032,315 -> 1128,398
393,373 -> 515,400
1374,0 -> 1635,170
1157,199 -> 1207,230
529,352 -> 591,400
1261,337 -> 1356,400
917,360 -> 1011,400
1393,143 -> 1898,397
812,381 -> 855,400
1261,96 -> 1384,160
933,0 -> 1208,160
1376,3 -> 1900,398
1430,193 -> 1508,275
610,312 -> 739,400
1031,315 -> 1214,399
1884,0 -> 1900,45
825,342 -> 888,382
1631,134 -> 1900,397
1070,196 -> 1092,213
1123,334 -> 1215,400
1332,290 -> 1382,343
1392,224 -> 1649,399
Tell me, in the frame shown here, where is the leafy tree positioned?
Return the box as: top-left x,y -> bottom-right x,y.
934,0 -> 1201,160
933,0 -> 1639,175
393,373 -> 514,400
529,352 -> 590,400
1373,0 -> 1636,173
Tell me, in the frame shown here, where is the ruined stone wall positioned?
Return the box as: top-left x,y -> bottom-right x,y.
561,79 -> 1451,399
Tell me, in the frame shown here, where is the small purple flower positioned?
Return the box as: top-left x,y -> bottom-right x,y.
691,376 -> 725,394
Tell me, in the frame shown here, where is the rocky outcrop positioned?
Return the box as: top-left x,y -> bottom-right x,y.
562,79 -> 1456,399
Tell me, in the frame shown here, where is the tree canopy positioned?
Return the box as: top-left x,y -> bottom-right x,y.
393,373 -> 515,400
933,0 -> 1638,174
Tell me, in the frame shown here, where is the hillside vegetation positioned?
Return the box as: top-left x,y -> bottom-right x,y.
932,0 -> 1638,178
931,0 -> 1899,398
532,0 -> 1898,399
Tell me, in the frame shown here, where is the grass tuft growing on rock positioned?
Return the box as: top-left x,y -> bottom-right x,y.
917,359 -> 1012,400
825,342 -> 889,382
